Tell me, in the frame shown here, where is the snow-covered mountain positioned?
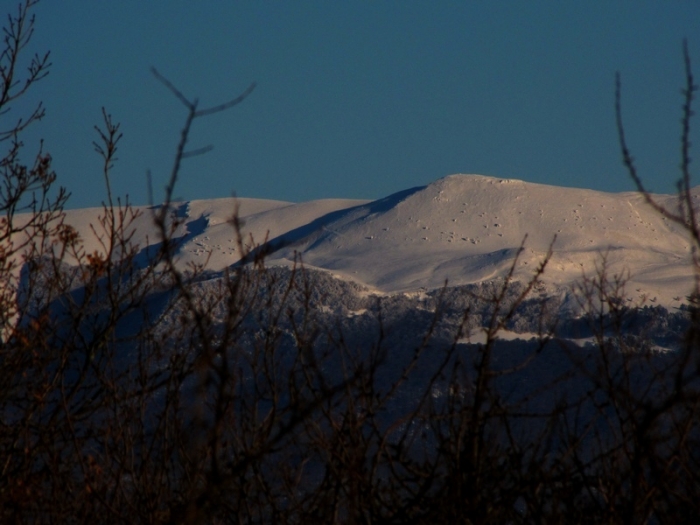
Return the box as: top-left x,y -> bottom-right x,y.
62,174 -> 697,307
13,174 -> 697,521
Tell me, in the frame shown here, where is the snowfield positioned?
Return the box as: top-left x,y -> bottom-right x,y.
59,174 -> 696,307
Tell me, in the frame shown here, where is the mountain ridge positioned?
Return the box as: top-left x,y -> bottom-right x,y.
54,174 -> 697,306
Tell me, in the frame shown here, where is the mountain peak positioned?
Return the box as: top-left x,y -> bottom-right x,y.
56,175 -> 694,306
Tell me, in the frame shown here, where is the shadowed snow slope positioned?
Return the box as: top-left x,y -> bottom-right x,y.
261,175 -> 695,306
58,174 -> 696,306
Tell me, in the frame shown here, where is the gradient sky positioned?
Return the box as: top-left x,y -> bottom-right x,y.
11,1 -> 700,209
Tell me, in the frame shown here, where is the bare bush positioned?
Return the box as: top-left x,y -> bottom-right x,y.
2,3 -> 700,524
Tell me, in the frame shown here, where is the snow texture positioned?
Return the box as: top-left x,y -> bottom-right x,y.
56,174 -> 697,307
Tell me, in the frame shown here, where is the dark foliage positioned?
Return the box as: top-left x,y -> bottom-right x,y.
1,3 -> 700,523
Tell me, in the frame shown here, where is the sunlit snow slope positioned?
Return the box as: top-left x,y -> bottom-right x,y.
61,174 -> 696,306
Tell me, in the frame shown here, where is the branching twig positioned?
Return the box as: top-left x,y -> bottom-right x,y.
150,67 -> 255,213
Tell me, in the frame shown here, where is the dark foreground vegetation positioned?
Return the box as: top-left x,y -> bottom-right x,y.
2,2 -> 700,523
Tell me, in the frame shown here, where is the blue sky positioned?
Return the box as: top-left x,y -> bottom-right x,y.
12,1 -> 700,208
